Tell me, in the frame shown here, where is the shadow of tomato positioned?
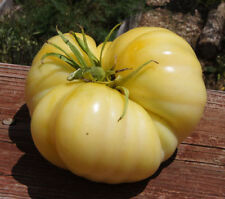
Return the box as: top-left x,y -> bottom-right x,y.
9,104 -> 176,199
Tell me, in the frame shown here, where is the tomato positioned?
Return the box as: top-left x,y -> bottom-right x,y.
101,27 -> 207,160
25,26 -> 206,183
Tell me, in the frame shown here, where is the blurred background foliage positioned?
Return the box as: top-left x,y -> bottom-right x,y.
0,0 -> 145,65
0,0 -> 223,65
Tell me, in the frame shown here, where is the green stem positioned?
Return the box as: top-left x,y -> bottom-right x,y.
110,60 -> 159,88
116,86 -> 129,122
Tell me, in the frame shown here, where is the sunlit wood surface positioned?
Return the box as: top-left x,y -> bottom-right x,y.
0,63 -> 224,199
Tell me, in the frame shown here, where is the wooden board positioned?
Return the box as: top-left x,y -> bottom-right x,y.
0,63 -> 225,199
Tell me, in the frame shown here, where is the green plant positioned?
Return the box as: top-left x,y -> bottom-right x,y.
0,21 -> 39,64
0,0 -> 145,65
204,51 -> 225,90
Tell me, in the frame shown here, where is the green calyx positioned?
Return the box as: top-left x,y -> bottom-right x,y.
41,24 -> 158,121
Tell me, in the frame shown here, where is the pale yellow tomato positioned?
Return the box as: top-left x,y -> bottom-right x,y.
26,27 -> 206,184
102,27 -> 207,160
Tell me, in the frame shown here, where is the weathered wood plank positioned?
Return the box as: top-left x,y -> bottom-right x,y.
0,63 -> 30,72
183,90 -> 225,149
0,63 -> 225,199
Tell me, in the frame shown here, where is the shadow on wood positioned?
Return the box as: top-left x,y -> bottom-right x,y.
8,104 -> 176,199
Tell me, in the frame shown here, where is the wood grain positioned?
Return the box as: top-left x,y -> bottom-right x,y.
0,63 -> 225,199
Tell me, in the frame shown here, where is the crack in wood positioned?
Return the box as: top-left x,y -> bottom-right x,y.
176,159 -> 225,167
181,142 -> 225,150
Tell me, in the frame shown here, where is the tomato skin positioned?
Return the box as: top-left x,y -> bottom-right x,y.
26,27 -> 207,183
56,83 -> 164,183
31,83 -> 163,183
31,83 -> 81,168
102,27 -> 206,159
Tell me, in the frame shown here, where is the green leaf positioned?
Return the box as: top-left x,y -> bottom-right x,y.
47,41 -> 80,69
80,26 -> 100,66
204,66 -> 217,73
70,31 -> 87,53
72,29 -> 95,66
71,29 -> 100,66
56,27 -> 87,68
41,52 -> 77,69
